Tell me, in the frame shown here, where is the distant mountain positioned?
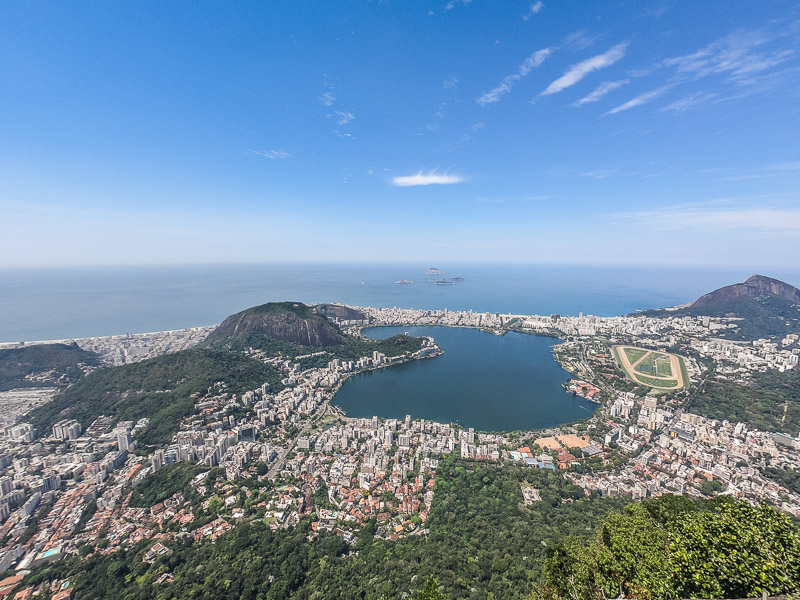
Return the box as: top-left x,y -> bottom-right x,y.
641,275 -> 800,340
204,301 -> 348,348
0,343 -> 99,391
690,275 -> 800,309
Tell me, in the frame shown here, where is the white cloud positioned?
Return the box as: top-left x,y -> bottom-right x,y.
522,1 -> 543,21
248,149 -> 292,159
477,48 -> 553,105
605,85 -> 671,115
572,80 -> 628,106
613,205 -> 800,232
541,42 -> 628,96
319,91 -> 335,106
391,171 -> 464,186
328,111 -> 355,125
659,91 -> 717,112
442,76 -> 459,89
445,0 -> 471,10
664,29 -> 795,83
563,30 -> 600,52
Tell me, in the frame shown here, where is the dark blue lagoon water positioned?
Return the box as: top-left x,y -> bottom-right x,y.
332,326 -> 597,432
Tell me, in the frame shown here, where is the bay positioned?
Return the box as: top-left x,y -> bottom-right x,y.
332,326 -> 597,432
2,263 -> 798,342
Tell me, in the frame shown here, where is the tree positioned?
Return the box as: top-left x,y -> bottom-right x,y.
542,496 -> 800,600
413,576 -> 447,600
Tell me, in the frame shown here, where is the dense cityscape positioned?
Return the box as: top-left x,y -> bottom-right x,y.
1,297 -> 798,596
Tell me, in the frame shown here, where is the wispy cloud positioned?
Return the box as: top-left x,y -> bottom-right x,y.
605,85 -> 671,115
612,204 -> 800,232
664,29 -> 795,83
563,30 -> 600,52
713,160 -> 800,181
522,1 -> 543,21
328,111 -> 355,125
477,48 -> 553,105
248,149 -> 292,160
659,91 -> 717,112
442,75 -> 459,89
392,171 -> 464,186
319,91 -> 335,106
572,80 -> 628,106
476,194 -> 550,204
541,42 -> 628,96
444,0 -> 471,10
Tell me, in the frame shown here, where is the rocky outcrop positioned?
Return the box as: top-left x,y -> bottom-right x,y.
204,302 -> 347,347
314,304 -> 367,322
690,275 -> 800,309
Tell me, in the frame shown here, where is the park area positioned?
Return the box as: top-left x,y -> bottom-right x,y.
612,345 -> 688,391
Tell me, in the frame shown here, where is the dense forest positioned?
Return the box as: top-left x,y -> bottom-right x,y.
688,368 -> 800,433
27,348 -> 284,447
540,495 -> 800,599
0,343 -> 99,391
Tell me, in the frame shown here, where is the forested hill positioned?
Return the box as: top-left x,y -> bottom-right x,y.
20,457 -> 800,599
0,343 -> 99,391
26,348 -> 282,446
204,301 -> 348,348
639,274 -> 800,340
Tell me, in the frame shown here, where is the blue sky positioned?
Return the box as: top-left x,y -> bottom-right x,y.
2,1 -> 799,267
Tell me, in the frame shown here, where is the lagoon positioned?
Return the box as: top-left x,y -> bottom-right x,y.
332,326 -> 597,432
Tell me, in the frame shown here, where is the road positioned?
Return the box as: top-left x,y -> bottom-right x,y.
266,398 -> 337,479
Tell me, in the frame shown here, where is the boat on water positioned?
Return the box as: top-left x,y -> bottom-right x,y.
394,279 -> 414,284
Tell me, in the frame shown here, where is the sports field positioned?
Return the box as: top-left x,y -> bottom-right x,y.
613,345 -> 688,390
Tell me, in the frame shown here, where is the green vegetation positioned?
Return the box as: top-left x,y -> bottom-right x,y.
204,301 -> 348,348
614,346 -> 683,390
27,348 -> 283,447
129,463 -> 209,509
622,347 -> 647,364
219,331 -> 425,371
688,368 -> 800,433
762,467 -> 800,495
640,293 -> 800,340
27,463 -> 800,599
26,457 -> 625,599
0,343 -> 99,391
655,357 -> 673,377
641,377 -> 679,389
540,495 -> 800,599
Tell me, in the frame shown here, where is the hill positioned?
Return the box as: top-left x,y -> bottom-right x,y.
314,303 -> 368,322
692,274 -> 800,308
204,301 -> 348,347
203,301 -> 425,369
641,274 -> 800,340
27,348 -> 282,446
0,343 -> 100,391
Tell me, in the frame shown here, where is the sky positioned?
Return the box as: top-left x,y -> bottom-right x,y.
1,0 -> 800,268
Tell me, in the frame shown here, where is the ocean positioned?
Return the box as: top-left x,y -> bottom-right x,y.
1,263 -> 797,342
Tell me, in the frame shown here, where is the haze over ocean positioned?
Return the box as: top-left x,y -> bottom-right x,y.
2,263 -> 800,343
